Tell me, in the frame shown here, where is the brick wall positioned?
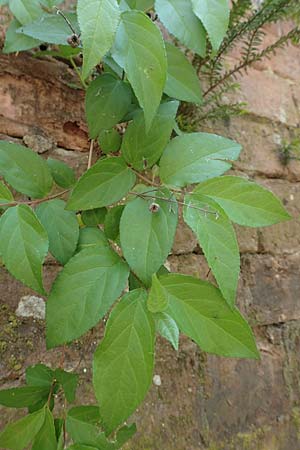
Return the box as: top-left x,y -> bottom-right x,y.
0,20 -> 300,450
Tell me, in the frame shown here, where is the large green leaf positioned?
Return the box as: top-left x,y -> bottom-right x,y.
47,158 -> 76,189
191,0 -> 229,51
121,101 -> 179,170
155,0 -> 206,56
46,247 -> 129,348
112,10 -> 167,130
0,141 -> 53,198
0,407 -> 45,450
66,157 -> 136,211
0,386 -> 49,408
154,312 -> 179,350
36,199 -> 79,265
3,18 -> 40,53
159,133 -> 241,187
77,0 -> 120,79
17,13 -> 80,46
184,194 -> 240,306
194,176 -> 291,226
120,189 -> 178,285
160,274 -> 259,358
85,74 -> 132,139
9,0 -> 42,25
32,407 -> 57,450
93,289 -> 155,433
164,43 -> 202,104
0,205 -> 48,294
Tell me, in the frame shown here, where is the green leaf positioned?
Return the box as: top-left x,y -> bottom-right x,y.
85,74 -> 132,139
0,205 -> 48,294
191,0 -> 230,51
0,386 -> 49,408
3,18 -> 40,53
98,129 -> 122,153
93,289 -> 155,433
76,227 -> 109,253
17,13 -> 80,46
35,199 -> 79,265
112,10 -> 167,130
9,0 -> 42,25
159,133 -> 241,187
0,141 -> 53,198
47,158 -> 76,189
121,101 -> 179,170
154,312 -> 179,350
32,407 -> 57,450
26,364 -> 54,388
104,205 -> 125,241
120,189 -> 178,285
54,369 -> 78,403
82,208 -> 107,226
194,176 -> 291,226
155,0 -> 206,56
0,407 -> 45,450
147,274 -> 168,313
66,406 -> 114,449
160,274 -> 259,358
0,181 -> 13,206
46,247 -> 129,348
67,157 -> 136,211
115,423 -> 137,448
164,43 -> 202,104
77,0 -> 120,79
184,194 -> 240,306
126,0 -> 153,10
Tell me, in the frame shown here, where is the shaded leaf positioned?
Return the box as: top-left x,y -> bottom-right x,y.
98,129 -> 122,153
54,369 -> 78,403
147,273 -> 168,312
26,364 -> 54,388
0,141 -> 53,198
3,18 -> 40,53
36,199 -> 79,265
32,407 -> 57,450
85,74 -> 132,139
104,205 -> 125,241
0,386 -> 49,408
121,101 -> 179,170
76,227 -> 109,253
47,158 -> 76,189
0,205 -> 48,294
120,189 -> 178,285
93,289 -> 155,433
46,247 -> 129,348
82,208 -> 107,226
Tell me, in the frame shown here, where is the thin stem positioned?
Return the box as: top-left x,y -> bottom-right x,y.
70,56 -> 87,89
87,139 -> 94,169
129,191 -> 217,216
0,189 -> 70,209
54,7 -> 77,35
131,169 -> 161,187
